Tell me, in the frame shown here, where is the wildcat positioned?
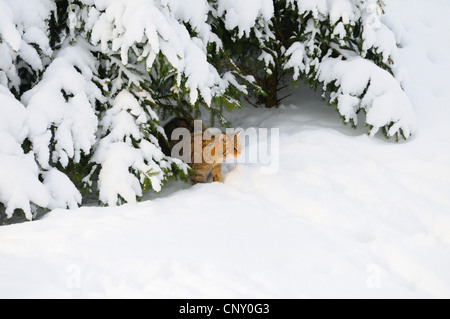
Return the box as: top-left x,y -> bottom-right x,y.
163,117 -> 241,184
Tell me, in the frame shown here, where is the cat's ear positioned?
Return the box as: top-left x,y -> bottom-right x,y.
235,130 -> 243,138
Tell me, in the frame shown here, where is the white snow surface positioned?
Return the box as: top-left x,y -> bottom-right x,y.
1,0 -> 450,298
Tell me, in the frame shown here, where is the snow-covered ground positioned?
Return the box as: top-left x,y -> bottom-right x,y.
1,0 -> 450,298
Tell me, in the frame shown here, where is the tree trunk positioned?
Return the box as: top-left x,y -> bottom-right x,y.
264,66 -> 278,108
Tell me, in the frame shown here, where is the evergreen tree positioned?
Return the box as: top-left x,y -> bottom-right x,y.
213,0 -> 415,139
0,0 -> 58,221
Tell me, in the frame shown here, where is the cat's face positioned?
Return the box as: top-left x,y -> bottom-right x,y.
216,131 -> 242,162
200,131 -> 242,164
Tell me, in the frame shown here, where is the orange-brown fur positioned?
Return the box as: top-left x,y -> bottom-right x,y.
163,117 -> 241,184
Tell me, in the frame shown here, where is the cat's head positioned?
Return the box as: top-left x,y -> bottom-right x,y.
204,131 -> 242,164
225,131 -> 242,160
